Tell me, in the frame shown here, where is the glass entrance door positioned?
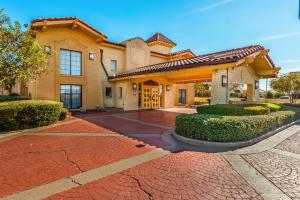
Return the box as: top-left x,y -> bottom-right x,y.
60,85 -> 82,109
178,89 -> 186,104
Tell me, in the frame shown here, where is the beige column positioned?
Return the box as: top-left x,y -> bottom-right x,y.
211,69 -> 229,105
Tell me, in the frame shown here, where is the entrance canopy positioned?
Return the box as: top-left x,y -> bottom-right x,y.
109,45 -> 280,83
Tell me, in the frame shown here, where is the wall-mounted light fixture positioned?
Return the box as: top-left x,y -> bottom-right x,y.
89,53 -> 94,60
166,85 -> 170,92
132,83 -> 137,91
221,75 -> 228,87
44,46 -> 51,54
255,80 -> 259,89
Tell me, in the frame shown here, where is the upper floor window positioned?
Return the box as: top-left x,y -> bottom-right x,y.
60,49 -> 82,76
111,60 -> 117,71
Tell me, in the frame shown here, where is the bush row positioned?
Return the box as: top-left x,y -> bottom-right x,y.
0,100 -> 68,131
175,108 -> 299,142
196,103 -> 281,116
0,95 -> 30,102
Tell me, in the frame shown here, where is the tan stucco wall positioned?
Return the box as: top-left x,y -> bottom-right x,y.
149,55 -> 168,65
123,38 -> 150,71
211,65 -> 260,105
149,45 -> 172,54
28,26 -> 126,109
173,83 -> 195,105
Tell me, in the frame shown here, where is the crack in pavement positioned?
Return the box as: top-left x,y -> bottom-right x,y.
119,172 -> 153,200
61,150 -> 85,173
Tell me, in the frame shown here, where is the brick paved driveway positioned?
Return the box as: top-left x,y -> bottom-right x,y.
0,111 -> 299,199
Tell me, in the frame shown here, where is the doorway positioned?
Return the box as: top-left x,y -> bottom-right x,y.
178,89 -> 186,104
142,80 -> 160,109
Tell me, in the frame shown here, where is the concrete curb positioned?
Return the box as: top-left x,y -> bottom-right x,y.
173,119 -> 300,148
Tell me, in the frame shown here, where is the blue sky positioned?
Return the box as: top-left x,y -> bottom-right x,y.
1,0 -> 299,89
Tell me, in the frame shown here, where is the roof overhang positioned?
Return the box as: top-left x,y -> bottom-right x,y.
30,18 -> 107,42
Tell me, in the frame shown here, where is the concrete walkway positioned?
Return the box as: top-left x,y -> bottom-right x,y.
0,110 -> 299,199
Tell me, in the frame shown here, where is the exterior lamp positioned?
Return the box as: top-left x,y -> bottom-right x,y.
132,83 -> 137,91
44,46 -> 51,54
221,75 -> 228,87
166,85 -> 170,92
89,53 -> 94,60
255,80 -> 259,89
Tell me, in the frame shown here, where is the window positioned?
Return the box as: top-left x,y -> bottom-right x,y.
111,60 -> 117,71
106,87 -> 112,98
60,49 -> 82,76
118,87 -> 122,98
178,89 -> 186,104
60,85 -> 82,109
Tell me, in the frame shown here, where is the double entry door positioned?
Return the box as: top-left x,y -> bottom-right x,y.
142,85 -> 160,109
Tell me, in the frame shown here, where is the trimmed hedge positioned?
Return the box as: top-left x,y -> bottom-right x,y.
0,95 -> 30,102
263,103 -> 281,112
176,107 -> 300,142
0,100 -> 65,131
196,104 -> 270,116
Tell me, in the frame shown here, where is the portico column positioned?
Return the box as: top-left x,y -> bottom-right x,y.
211,69 -> 230,105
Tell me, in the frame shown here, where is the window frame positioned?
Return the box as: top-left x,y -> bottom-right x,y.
111,59 -> 117,71
60,84 -> 82,109
60,48 -> 82,76
105,87 -> 112,98
118,87 -> 123,99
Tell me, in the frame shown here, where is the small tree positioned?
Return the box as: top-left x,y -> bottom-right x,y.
0,9 -> 48,94
195,83 -> 210,97
270,73 -> 300,104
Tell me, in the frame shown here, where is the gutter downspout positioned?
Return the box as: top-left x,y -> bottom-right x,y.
100,49 -> 109,109
100,49 -> 109,78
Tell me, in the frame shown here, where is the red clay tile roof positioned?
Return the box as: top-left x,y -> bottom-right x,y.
151,49 -> 195,57
110,45 -> 274,79
146,33 -> 176,46
31,17 -> 107,38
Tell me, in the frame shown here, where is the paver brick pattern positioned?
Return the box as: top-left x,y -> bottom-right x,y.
83,115 -> 168,134
243,151 -> 300,200
118,110 -> 179,127
0,135 -> 154,197
36,119 -> 114,134
275,131 -> 300,155
47,152 -> 261,200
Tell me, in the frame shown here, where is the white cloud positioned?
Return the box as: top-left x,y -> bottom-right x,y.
182,0 -> 234,16
250,32 -> 300,43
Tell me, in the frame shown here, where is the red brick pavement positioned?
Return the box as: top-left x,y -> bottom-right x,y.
36,119 -> 114,134
118,110 -> 179,127
47,152 -> 262,200
243,151 -> 300,200
0,135 -> 154,197
134,137 -> 170,148
83,115 -> 168,134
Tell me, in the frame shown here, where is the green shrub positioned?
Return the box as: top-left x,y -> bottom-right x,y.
176,109 -> 299,142
0,100 -> 64,131
59,108 -> 69,121
9,93 -> 20,96
0,95 -> 29,102
263,103 -> 281,112
196,104 -> 270,116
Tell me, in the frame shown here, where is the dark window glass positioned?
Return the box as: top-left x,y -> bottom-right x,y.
106,87 -> 112,98
178,89 -> 186,104
60,49 -> 81,76
60,85 -> 82,109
